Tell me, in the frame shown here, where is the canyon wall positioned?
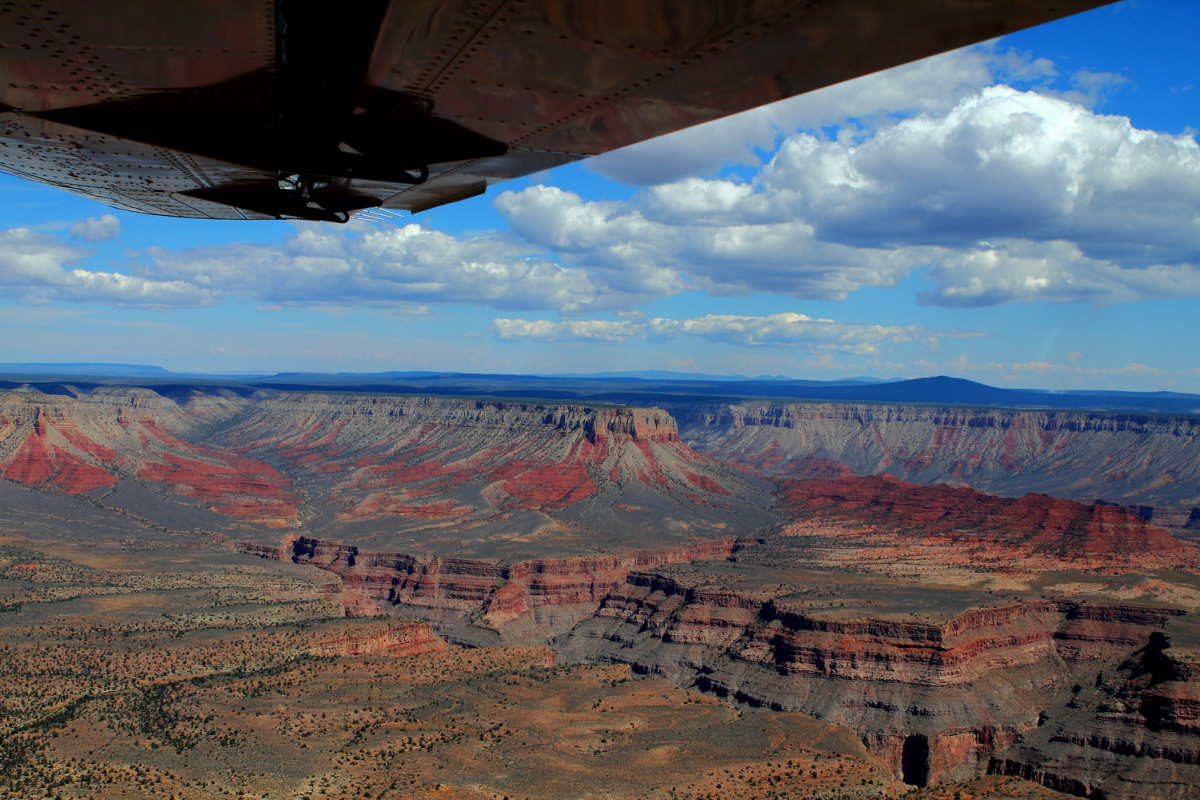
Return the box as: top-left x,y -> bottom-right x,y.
233,534 -> 752,644
0,388 -> 776,543
555,571 -> 1199,796
681,403 -> 1200,526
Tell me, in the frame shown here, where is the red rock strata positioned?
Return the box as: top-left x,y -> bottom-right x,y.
682,402 -> 1200,527
777,474 -> 1194,568
304,620 -> 446,658
232,535 -> 751,641
557,571 -> 1194,793
207,393 -> 764,529
0,407 -> 117,493
991,627 -> 1200,799
0,390 -> 299,526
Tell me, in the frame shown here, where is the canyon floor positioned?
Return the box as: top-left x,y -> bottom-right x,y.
1,385 -> 1198,799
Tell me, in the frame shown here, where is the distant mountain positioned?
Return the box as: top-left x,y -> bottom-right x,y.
770,376 -> 1200,413
548,370 -> 796,382
1,365 -> 1196,415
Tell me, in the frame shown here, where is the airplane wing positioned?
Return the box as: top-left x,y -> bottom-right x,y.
0,0 -> 1112,222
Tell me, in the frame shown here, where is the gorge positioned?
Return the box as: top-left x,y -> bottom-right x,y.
1,382 -> 1198,799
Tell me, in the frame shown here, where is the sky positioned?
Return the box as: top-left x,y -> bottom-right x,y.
1,0 -> 1197,391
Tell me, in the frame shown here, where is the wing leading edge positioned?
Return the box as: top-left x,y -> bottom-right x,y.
0,0 -> 1113,222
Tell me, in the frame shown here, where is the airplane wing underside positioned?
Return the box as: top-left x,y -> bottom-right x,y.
0,0 -> 1111,222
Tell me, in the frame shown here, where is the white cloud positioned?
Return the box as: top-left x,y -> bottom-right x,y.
491,312 -> 971,355
4,58 -> 1192,316
498,86 -> 1200,308
588,45 -> 1052,186
491,319 -> 640,342
0,227 -> 211,308
134,223 -> 619,314
918,239 -> 1200,307
645,313 -> 955,354
69,214 -> 120,243
496,185 -> 924,302
764,86 -> 1200,265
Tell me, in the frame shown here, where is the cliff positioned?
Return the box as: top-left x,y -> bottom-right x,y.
0,388 -> 776,546
555,566 -> 1198,795
681,403 -> 1200,526
992,621 -> 1200,799
233,534 -> 749,643
0,388 -> 300,527
304,619 -> 446,658
204,392 -> 776,554
776,475 -> 1195,571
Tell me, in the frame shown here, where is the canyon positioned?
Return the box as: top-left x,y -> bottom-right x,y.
1,383 -> 1198,799
680,402 -> 1200,530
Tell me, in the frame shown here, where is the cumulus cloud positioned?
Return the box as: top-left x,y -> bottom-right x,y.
496,185 -> 923,301
645,313 -> 951,353
69,214 -> 120,243
919,240 -> 1200,307
133,223 -> 624,314
491,319 -> 640,342
498,86 -> 1200,307
5,60 -> 1193,316
0,227 -> 211,307
758,86 -> 1200,264
491,312 -> 970,355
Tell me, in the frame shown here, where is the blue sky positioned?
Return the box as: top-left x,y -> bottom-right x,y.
1,0 -> 1197,391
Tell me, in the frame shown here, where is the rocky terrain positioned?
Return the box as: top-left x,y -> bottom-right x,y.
555,561 -> 1199,794
1,383 -> 1199,798
681,403 -> 1200,529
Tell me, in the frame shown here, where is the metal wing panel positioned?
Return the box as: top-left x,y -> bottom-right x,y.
0,0 -> 275,218
0,0 -> 273,111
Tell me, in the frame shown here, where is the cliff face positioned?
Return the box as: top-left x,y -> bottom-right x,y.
0,388 -> 300,527
681,403 -> 1200,525
5,385 -> 1199,797
233,534 -> 749,643
555,571 -> 1197,794
992,626 -> 1200,799
776,475 -> 1195,571
205,392 -> 776,553
303,619 -> 446,658
0,389 -> 775,545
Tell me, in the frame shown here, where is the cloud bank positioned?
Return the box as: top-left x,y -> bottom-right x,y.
492,312 -> 971,355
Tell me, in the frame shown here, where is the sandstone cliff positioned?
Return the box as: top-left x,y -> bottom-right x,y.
555,566 -> 1198,796
681,403 -> 1200,527
776,474 -> 1195,572
5,385 -> 1199,797
0,388 -> 776,545
233,534 -> 750,644
205,392 -> 776,554
992,619 -> 1200,799
0,387 -> 299,527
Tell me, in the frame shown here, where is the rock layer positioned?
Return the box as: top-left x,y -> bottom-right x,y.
233,534 -> 751,643
555,569 -> 1195,793
681,402 -> 1200,526
777,474 -> 1194,570
0,388 -> 299,527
